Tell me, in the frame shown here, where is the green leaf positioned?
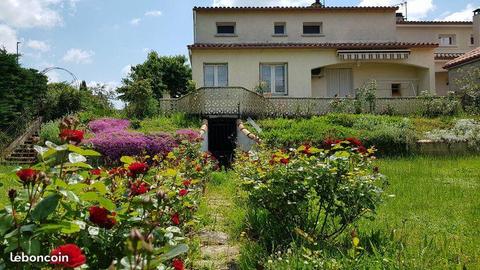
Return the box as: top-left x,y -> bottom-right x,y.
158,244 -> 189,261
31,194 -> 61,221
79,192 -> 115,211
97,197 -> 115,211
67,145 -> 101,156
20,238 -> 40,255
68,153 -> 86,163
35,221 -> 80,234
0,214 -> 14,236
64,162 -> 93,169
91,182 -> 107,195
120,156 -> 135,165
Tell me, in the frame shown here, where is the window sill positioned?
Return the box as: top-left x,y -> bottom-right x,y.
272,34 -> 288,37
302,34 -> 325,37
215,34 -> 238,37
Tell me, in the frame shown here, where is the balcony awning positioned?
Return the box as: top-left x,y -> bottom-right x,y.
337,49 -> 411,60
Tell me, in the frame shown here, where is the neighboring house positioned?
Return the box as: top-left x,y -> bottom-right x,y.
443,46 -> 480,92
188,2 -> 480,98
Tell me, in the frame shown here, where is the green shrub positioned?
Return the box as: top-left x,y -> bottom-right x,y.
138,113 -> 201,134
39,120 -> 61,145
419,91 -> 461,117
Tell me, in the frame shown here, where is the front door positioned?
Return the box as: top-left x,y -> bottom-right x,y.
326,68 -> 353,97
208,118 -> 237,168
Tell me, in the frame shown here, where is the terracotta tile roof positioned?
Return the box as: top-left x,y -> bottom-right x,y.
435,52 -> 466,60
188,42 -> 438,50
444,47 -> 480,69
194,6 -> 398,12
397,21 -> 472,25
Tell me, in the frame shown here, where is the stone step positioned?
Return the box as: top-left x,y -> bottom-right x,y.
199,230 -> 229,245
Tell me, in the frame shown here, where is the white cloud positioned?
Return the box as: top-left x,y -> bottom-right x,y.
359,0 -> 434,20
213,0 -> 312,7
26,40 -> 50,52
130,18 -> 141,25
62,48 -> 94,64
0,24 -> 18,53
0,0 -> 69,28
145,10 -> 162,17
121,65 -> 132,77
439,4 -> 474,21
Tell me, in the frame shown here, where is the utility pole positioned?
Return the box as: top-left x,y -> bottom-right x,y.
16,41 -> 20,64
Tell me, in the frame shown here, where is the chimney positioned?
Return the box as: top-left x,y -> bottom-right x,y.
474,8 -> 480,47
396,12 -> 405,22
311,0 -> 324,8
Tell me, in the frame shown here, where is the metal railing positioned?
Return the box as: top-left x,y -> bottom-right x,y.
0,116 -> 42,160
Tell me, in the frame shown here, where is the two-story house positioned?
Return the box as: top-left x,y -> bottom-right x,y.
188,1 -> 480,98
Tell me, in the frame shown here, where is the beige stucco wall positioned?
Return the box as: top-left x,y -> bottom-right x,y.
190,47 -> 436,97
435,71 -> 449,96
195,10 -> 398,43
396,25 -> 474,54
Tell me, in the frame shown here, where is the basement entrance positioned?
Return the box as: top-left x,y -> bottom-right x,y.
208,118 -> 237,168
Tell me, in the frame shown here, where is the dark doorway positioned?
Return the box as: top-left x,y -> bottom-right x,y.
208,118 -> 237,168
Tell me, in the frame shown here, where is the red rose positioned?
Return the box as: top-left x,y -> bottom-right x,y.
16,168 -> 38,184
172,258 -> 184,270
88,206 -> 116,229
182,180 -> 191,187
357,146 -> 368,154
59,129 -> 84,144
50,244 -> 86,268
280,158 -> 289,164
130,180 -> 150,196
90,169 -> 101,176
346,137 -> 363,147
323,138 -> 341,150
179,189 -> 188,197
128,162 -> 149,177
109,167 -> 127,176
171,213 -> 180,225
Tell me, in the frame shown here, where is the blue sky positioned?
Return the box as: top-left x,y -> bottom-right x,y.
0,0 -> 478,88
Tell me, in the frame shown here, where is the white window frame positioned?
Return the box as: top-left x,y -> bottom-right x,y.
204,64 -> 228,87
438,34 -> 456,46
302,22 -> 323,36
259,63 -> 288,95
273,22 -> 286,36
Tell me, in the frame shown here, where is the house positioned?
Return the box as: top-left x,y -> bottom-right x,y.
188,1 -> 480,98
443,46 -> 480,92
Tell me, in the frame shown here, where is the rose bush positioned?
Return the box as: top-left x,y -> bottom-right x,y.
234,139 -> 387,249
0,118 -> 217,269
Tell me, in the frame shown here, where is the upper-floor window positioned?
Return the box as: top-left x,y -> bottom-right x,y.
204,64 -> 228,87
471,35 -> 475,46
216,22 -> 236,36
438,34 -> 456,46
303,22 -> 323,35
274,22 -> 286,35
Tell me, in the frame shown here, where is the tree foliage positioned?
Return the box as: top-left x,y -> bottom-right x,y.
117,79 -> 158,119
0,49 -> 48,130
121,52 -> 194,99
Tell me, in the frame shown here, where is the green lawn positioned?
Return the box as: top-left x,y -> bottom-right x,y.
361,156 -> 480,268
0,165 -> 19,207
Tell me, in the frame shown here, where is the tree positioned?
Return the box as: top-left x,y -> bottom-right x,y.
79,80 -> 88,92
117,79 -> 158,118
121,52 -> 194,99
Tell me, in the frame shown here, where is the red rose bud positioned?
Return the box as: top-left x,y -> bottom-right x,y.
8,189 -> 17,202
179,189 -> 188,197
182,180 -> 192,187
88,206 -> 116,229
50,244 -> 86,268
280,158 -> 289,164
171,213 -> 180,225
59,129 -> 84,144
172,258 -> 185,270
130,180 -> 150,196
16,168 -> 38,184
128,162 -> 149,177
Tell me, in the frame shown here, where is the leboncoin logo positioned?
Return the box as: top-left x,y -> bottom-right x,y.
10,252 -> 69,263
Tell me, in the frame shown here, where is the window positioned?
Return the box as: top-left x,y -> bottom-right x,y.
438,34 -> 456,46
391,83 -> 401,97
303,22 -> 322,35
204,64 -> 228,87
274,23 -> 286,35
260,64 -> 287,94
471,35 -> 475,46
216,23 -> 235,35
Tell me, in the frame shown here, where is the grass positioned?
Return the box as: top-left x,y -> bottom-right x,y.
135,113 -> 202,134
0,165 -> 19,207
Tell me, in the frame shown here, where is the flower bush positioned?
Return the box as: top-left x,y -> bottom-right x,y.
0,118 -> 217,269
424,119 -> 480,150
234,139 -> 387,249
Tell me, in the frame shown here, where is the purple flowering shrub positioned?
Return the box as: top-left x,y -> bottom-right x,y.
86,119 -> 200,162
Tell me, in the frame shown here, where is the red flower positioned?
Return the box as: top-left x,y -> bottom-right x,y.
300,144 -> 313,155
16,168 -> 38,184
90,169 -> 101,176
346,137 -> 363,147
171,213 -> 180,225
128,162 -> 149,177
59,129 -> 84,144
182,180 -> 192,187
179,189 -> 189,197
172,258 -> 184,270
195,165 -> 202,172
50,244 -> 86,268
109,167 -> 127,176
88,206 -> 116,229
357,146 -> 367,154
130,180 -> 150,196
323,138 -> 341,150
280,158 -> 289,164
